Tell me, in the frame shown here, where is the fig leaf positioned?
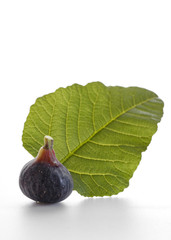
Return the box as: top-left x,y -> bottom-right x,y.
22,82 -> 164,196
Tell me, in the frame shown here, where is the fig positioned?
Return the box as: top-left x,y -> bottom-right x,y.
19,136 -> 73,203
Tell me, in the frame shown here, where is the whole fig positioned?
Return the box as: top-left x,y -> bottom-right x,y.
19,136 -> 73,203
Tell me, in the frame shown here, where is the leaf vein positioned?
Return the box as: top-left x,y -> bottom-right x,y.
61,96 -> 156,164
48,92 -> 57,136
104,176 -> 120,192
30,110 -> 50,127
73,153 -> 127,164
105,126 -> 150,138
90,175 -> 109,194
80,175 -> 96,195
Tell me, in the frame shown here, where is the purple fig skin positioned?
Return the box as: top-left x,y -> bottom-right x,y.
19,136 -> 73,203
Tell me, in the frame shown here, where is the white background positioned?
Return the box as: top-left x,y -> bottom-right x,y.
0,0 -> 171,239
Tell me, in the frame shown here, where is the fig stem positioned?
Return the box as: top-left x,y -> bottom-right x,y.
43,136 -> 54,150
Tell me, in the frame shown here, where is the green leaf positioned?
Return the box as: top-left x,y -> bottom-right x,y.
22,82 -> 164,197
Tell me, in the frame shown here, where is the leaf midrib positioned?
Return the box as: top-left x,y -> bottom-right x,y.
61,96 -> 157,164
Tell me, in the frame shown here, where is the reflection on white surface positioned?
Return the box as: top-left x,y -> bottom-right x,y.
3,196 -> 170,240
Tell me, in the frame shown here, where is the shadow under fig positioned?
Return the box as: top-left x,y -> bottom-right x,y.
19,196 -> 140,240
